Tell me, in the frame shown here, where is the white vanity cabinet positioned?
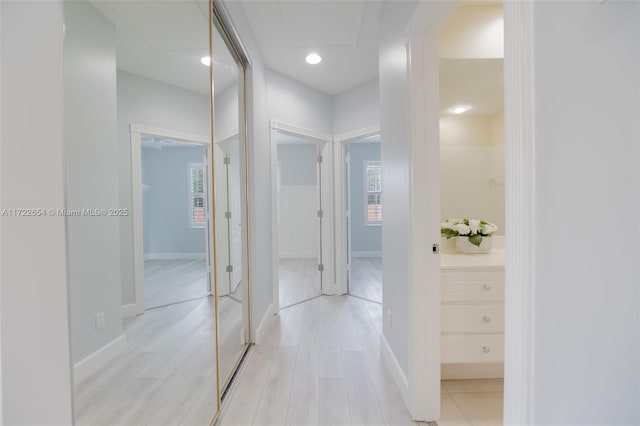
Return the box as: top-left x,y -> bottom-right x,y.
441,250 -> 505,366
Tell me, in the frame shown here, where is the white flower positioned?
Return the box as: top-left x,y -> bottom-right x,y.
452,223 -> 471,235
469,219 -> 480,235
481,223 -> 498,235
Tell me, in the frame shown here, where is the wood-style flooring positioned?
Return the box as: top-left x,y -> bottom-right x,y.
219,295 -> 425,426
349,257 -> 382,304
74,294 -> 247,425
279,258 -> 322,308
74,297 -> 219,426
144,259 -> 209,309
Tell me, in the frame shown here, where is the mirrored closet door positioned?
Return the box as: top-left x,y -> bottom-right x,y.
211,7 -> 251,394
64,0 -> 250,424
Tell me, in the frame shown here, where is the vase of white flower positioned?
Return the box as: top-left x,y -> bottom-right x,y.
441,218 -> 498,254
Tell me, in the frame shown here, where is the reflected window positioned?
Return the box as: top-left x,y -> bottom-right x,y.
189,163 -> 205,227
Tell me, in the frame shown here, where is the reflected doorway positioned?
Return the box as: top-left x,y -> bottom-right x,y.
140,136 -> 211,310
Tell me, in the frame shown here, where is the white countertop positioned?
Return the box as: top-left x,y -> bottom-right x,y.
441,249 -> 505,271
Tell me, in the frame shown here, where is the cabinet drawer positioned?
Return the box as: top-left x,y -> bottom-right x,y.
442,335 -> 504,364
442,305 -> 504,334
442,271 -> 504,302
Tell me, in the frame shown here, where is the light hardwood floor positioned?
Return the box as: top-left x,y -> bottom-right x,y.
349,257 -> 382,303
74,297 -> 219,426
279,258 -> 322,308
144,259 -> 209,309
219,295 -> 426,426
440,379 -> 503,426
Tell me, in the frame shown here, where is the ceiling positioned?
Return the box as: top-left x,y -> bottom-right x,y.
91,0 -> 238,95
240,0 -> 383,95
439,58 -> 504,116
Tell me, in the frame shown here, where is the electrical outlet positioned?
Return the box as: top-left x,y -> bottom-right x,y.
95,312 -> 105,330
387,309 -> 392,328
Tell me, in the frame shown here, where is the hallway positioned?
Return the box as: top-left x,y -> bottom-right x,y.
218,295 -> 503,425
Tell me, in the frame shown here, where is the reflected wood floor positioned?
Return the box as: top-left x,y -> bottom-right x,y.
74,294 -> 247,426
219,295 -> 429,426
279,258 -> 322,308
144,259 -> 209,309
349,257 -> 382,303
74,297 -> 218,426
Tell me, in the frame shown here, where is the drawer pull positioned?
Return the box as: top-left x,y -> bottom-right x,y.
482,284 -> 492,291
482,346 -> 491,353
482,316 -> 491,323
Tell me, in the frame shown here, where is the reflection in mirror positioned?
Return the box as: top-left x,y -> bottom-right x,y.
211,16 -> 250,392
64,0 -> 219,424
438,58 -> 505,235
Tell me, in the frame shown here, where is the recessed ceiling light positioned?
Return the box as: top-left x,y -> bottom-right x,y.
201,56 -> 211,66
450,105 -> 470,114
305,53 -> 322,65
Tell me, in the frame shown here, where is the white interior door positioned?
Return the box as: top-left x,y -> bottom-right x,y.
215,143 -> 230,296
203,148 -> 213,295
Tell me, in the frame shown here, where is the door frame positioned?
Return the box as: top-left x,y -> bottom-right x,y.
269,120 -> 334,314
404,1 -> 534,423
130,123 -> 213,317
333,126 -> 381,296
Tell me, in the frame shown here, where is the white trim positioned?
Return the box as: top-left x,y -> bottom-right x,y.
503,1 -> 535,424
269,120 -> 331,142
351,251 -> 382,258
121,303 -> 138,319
406,33 -> 442,422
333,125 -> 381,143
380,334 -> 409,406
278,252 -> 317,259
73,335 -> 126,385
253,303 -> 274,345
216,129 -> 240,145
130,124 -> 211,317
144,253 -> 207,260
270,121 -> 335,313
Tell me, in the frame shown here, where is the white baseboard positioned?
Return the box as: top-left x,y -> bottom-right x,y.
254,303 -> 274,345
279,252 -> 317,259
121,303 -> 139,319
74,334 -> 127,385
380,334 -> 409,407
352,251 -> 382,258
144,253 -> 205,260
442,363 -> 504,380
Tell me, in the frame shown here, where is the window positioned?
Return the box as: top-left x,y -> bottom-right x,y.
189,164 -> 205,227
365,160 -> 382,224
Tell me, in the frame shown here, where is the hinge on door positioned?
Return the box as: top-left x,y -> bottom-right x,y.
226,265 -> 233,273
318,264 -> 324,272
317,155 -> 323,164
317,210 -> 323,218
225,211 -> 232,219
224,157 -> 231,165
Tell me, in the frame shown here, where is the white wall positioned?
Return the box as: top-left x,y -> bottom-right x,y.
439,4 -> 503,59
64,0 -> 123,364
117,71 -> 210,304
440,114 -> 504,234
379,0 -> 420,378
267,69 -> 333,135
222,0 -> 274,332
332,78 -> 380,135
530,1 -> 639,424
0,1 -> 74,423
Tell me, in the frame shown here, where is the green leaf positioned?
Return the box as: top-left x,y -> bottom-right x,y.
468,234 -> 483,247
